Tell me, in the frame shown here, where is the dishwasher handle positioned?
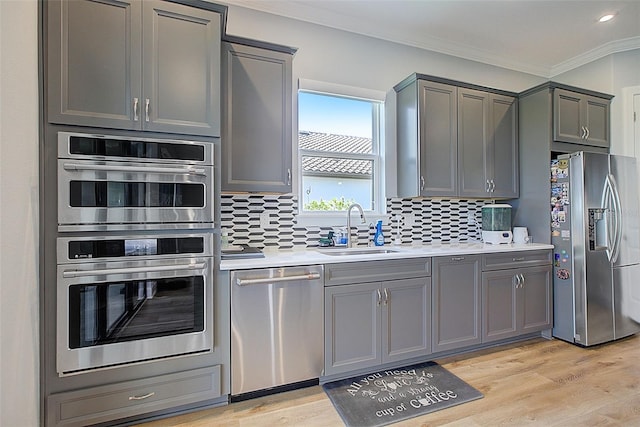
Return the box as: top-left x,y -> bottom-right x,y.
236,272 -> 321,286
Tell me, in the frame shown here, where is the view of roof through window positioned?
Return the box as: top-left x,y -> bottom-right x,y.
298,91 -> 380,212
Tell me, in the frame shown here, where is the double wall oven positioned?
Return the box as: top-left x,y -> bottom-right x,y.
55,132 -> 215,375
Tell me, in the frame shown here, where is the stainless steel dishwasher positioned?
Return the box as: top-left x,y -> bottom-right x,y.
230,265 -> 324,398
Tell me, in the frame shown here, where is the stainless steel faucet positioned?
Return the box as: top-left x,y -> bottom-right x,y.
346,203 -> 366,248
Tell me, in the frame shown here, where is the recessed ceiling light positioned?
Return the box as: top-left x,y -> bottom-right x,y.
598,13 -> 616,23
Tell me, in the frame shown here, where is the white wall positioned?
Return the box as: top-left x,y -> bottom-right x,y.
0,1 -> 40,426
223,5 -> 546,94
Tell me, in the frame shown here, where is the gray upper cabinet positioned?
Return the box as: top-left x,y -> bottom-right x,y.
395,74 -> 518,199
458,89 -> 519,198
396,80 -> 458,197
553,88 -> 610,147
432,255 -> 482,353
221,41 -> 294,193
48,0 -> 221,136
457,88 -> 489,197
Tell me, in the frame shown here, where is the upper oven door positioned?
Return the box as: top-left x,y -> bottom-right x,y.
57,132 -> 215,232
58,159 -> 214,231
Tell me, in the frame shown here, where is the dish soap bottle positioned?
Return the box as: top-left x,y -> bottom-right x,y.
374,220 -> 384,246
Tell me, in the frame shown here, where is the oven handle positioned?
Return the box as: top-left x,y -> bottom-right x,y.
62,162 -> 207,176
62,262 -> 206,278
236,272 -> 321,286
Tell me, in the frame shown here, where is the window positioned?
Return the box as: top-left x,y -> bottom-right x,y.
298,81 -> 384,218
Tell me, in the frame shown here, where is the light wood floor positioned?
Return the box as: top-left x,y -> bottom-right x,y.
139,335 -> 640,426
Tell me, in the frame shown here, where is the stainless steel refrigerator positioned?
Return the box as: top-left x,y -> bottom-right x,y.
551,151 -> 640,346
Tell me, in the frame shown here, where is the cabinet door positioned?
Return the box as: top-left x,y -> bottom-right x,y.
417,80 -> 458,196
554,89 -> 584,144
324,283 -> 381,376
221,42 -> 293,193
381,277 -> 431,363
482,270 -> 518,343
142,1 -> 221,136
458,88 -> 490,198
432,255 -> 482,353
583,95 -> 610,147
48,0 -> 141,129
490,94 -> 519,198
519,265 -> 553,333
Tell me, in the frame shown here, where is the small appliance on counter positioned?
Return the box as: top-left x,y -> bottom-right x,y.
481,204 -> 513,244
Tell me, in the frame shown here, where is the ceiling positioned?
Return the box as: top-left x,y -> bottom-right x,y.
221,0 -> 640,77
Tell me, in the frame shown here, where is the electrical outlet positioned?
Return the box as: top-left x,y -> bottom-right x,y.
467,212 -> 476,225
260,212 -> 271,229
404,214 -> 416,226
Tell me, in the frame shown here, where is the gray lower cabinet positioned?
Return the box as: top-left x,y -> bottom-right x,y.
46,366 -> 221,427
221,40 -> 294,193
324,259 -> 431,376
482,251 -> 553,343
553,88 -> 610,147
431,255 -> 482,353
47,0 -> 222,136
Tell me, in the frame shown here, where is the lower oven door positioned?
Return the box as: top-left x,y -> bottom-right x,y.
56,256 -> 213,375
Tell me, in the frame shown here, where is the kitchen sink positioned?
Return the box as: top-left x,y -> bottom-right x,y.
317,247 -> 401,256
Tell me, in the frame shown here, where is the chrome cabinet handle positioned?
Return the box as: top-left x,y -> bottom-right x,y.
451,256 -> 465,261
236,272 -> 321,286
585,127 -> 590,140
486,179 -> 491,192
287,168 -> 291,186
512,257 -> 525,262
513,274 -> 520,288
377,289 -> 382,306
420,176 -> 425,191
133,98 -> 139,121
383,288 -> 389,305
145,98 -> 150,122
491,180 -> 496,192
519,274 -> 525,288
129,392 -> 155,401
63,262 -> 206,278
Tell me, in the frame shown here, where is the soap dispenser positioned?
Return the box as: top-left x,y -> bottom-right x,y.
374,220 -> 385,246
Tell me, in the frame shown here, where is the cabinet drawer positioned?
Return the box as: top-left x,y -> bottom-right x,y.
482,250 -> 551,271
325,258 -> 431,286
47,366 -> 221,427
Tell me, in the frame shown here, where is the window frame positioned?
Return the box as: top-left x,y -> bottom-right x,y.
296,79 -> 387,227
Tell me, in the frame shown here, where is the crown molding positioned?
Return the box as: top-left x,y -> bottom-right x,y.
550,36 -> 640,77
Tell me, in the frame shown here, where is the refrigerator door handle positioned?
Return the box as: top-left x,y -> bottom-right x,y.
600,177 -> 615,261
608,174 -> 623,263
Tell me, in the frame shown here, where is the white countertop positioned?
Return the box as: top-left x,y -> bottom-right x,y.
220,242 -> 554,270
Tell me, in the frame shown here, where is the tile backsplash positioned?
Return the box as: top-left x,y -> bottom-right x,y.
221,194 -> 485,250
